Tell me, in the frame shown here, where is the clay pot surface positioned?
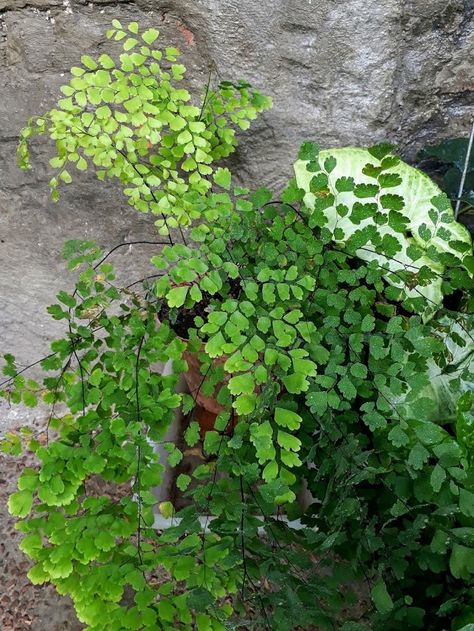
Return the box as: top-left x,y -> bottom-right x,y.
157,314 -> 233,433
192,404 -> 236,438
182,349 -> 228,415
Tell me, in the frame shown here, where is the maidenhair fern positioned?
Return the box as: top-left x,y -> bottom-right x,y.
17,20 -> 271,234
2,21 -> 474,631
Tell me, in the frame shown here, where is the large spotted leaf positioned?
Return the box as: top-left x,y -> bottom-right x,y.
294,147 -> 472,316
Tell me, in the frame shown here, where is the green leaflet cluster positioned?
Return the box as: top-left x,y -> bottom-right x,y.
294,144 -> 473,315
3,24 -> 474,631
17,20 -> 271,234
149,144 -> 474,628
4,246 -> 239,630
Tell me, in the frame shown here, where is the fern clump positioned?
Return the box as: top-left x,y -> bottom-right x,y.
3,21 -> 474,631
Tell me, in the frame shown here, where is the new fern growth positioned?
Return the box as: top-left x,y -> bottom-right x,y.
17,19 -> 271,234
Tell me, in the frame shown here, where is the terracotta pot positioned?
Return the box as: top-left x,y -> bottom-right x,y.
182,348 -> 228,415
192,404 -> 237,438
157,315 -> 235,436
182,349 -> 238,437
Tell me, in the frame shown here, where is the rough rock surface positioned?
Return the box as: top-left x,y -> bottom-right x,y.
0,0 -> 473,628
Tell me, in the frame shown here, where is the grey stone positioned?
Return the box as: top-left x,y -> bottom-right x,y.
435,31 -> 474,93
0,0 -> 62,10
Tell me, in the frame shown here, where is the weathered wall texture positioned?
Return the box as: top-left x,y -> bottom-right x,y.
0,2 -> 472,627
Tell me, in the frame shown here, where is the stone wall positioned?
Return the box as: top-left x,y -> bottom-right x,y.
0,0 -> 473,361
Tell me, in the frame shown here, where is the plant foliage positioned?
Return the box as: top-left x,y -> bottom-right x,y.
2,22 -> 474,631
418,137 -> 474,218
17,19 -> 271,236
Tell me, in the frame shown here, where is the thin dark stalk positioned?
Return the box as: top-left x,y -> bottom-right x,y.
199,63 -> 215,121
455,120 -> 474,219
73,351 -> 87,417
125,273 -> 165,289
46,353 -> 74,444
71,240 -> 169,300
93,240 -> 170,269
239,475 -> 248,600
135,331 -> 146,566
0,353 -> 55,389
